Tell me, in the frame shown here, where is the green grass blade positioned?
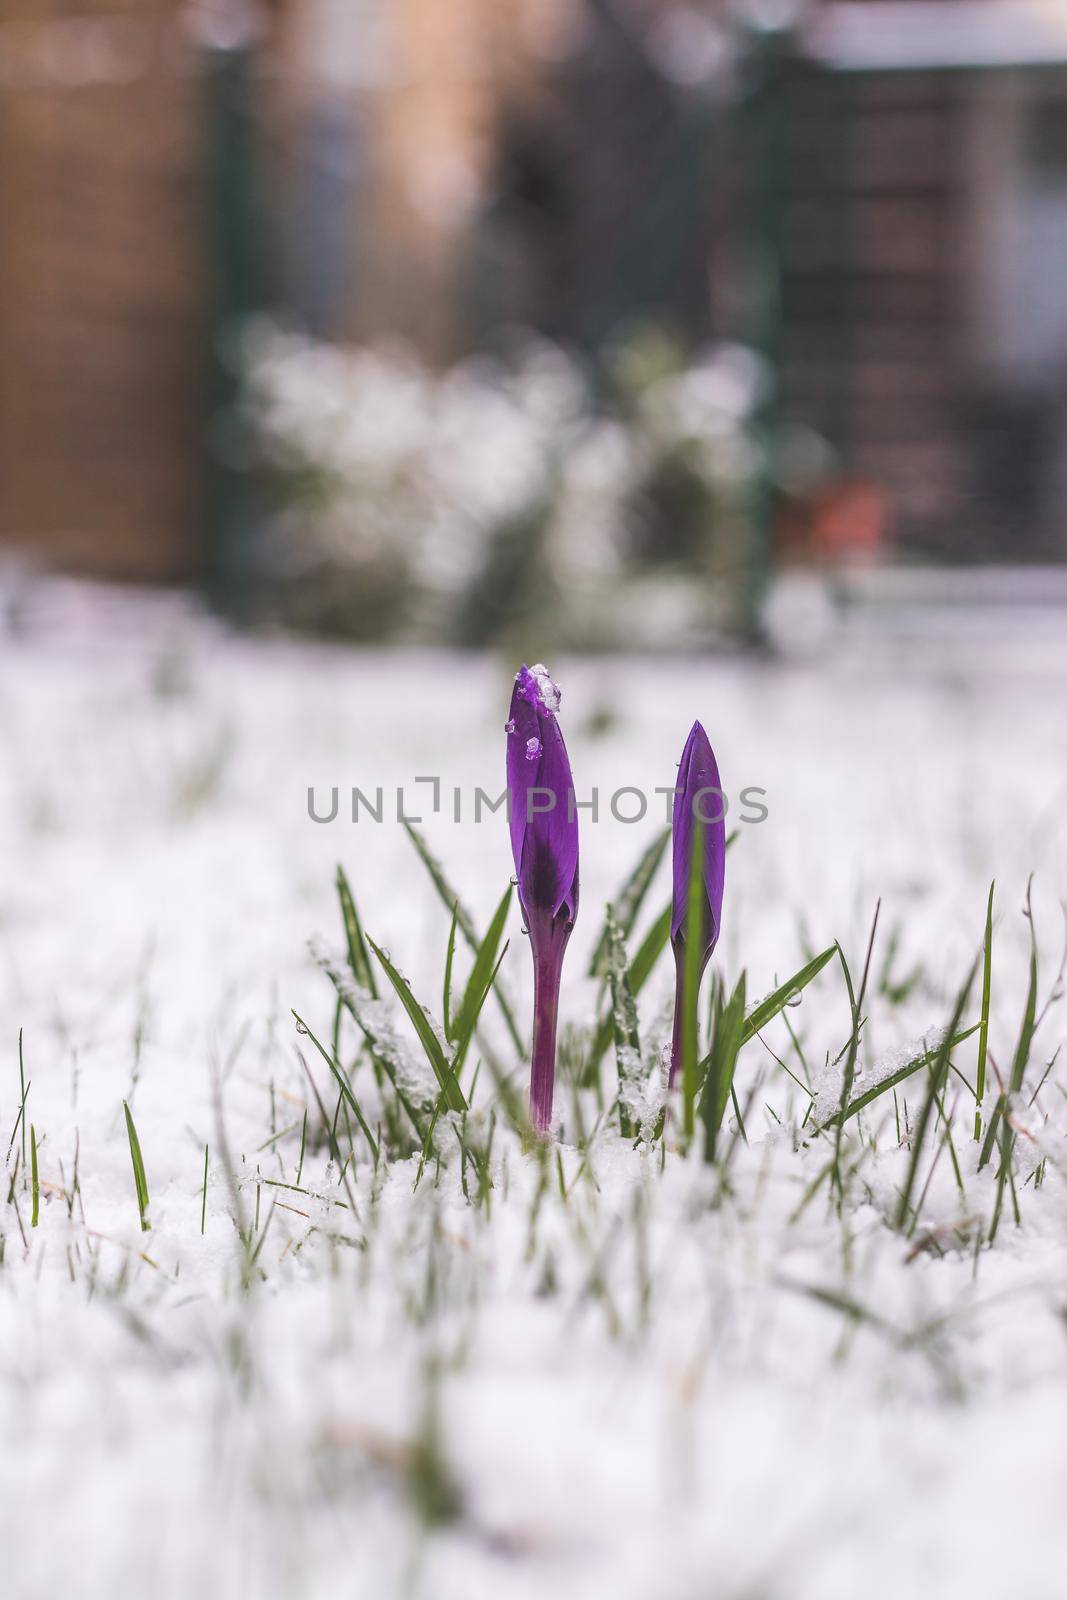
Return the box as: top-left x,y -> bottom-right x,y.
1009,893 -> 1039,1097
819,1025 -> 979,1130
451,942 -> 510,1080
291,1009 -> 381,1165
200,1143 -> 209,1235
402,820 -> 524,1057
18,1028 -> 27,1166
739,945 -> 837,1049
978,1092 -> 1005,1171
453,884 -> 512,1060
604,907 -> 642,1137
979,888 -> 1039,1173
336,865 -> 377,997
700,973 -> 747,1162
588,902 -> 674,1072
693,944 -> 837,1083
629,903 -> 673,995
443,903 -> 459,1042
833,906 -> 881,1203
296,1108 -> 308,1185
895,961 -> 977,1231
30,1123 -> 39,1228
973,881 -> 994,1141
368,940 -> 467,1113
123,1099 -> 151,1232
587,827 -> 671,978
313,945 -> 432,1141
988,887 -> 1040,1238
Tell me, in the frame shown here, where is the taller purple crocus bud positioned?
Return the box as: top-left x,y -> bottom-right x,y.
669,721 -> 726,1087
506,663 -> 579,1134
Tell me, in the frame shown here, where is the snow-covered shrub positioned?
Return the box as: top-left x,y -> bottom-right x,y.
236,319 -> 766,645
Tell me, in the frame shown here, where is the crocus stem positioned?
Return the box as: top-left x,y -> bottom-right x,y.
530,948 -> 563,1134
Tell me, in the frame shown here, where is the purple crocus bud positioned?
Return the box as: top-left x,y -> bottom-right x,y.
506,663 -> 579,1133
669,720 -> 726,1087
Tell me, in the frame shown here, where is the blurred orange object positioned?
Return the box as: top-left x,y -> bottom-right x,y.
811,478 -> 891,562
778,478 -> 891,566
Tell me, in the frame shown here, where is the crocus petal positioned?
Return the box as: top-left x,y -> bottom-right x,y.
506,664 -> 579,924
506,685 -> 541,876
670,720 -> 726,950
505,663 -> 580,1136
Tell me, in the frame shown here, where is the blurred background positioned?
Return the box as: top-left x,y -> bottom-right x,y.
2,0 -> 1067,651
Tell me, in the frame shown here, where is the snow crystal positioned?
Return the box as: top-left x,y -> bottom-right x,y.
524,661 -> 561,713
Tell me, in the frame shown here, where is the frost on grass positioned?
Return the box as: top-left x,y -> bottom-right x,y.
310,937 -> 438,1117
605,908 -> 669,1139
809,1027 -> 949,1130
619,1043 -> 670,1139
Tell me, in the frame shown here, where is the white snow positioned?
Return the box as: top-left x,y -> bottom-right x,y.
1,577 -> 1066,1599
524,662 -> 561,715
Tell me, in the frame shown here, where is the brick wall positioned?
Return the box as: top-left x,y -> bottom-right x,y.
0,2 -> 205,581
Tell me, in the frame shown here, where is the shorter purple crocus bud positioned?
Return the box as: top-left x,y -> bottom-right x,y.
506,663 -> 579,1133
668,720 -> 726,1087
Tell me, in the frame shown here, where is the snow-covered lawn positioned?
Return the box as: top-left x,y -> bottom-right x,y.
2,580 -> 1066,1599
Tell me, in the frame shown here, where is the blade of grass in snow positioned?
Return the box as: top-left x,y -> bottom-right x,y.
312,944 -> 434,1144
18,1029 -> 27,1166
452,884 -> 512,1068
401,819 -> 524,1057
817,1026 -> 979,1131
123,1099 -> 151,1233
604,906 -> 641,1138
200,1144 -> 209,1235
988,884 -> 1040,1240
895,960 -> 977,1232
296,1106 -> 308,1185
979,883 -> 1039,1175
368,940 -> 466,1114
336,864 -> 378,998
738,945 -> 838,1050
8,1030 -> 30,1163
693,945 -> 837,1087
974,881 -> 994,1142
294,1049 -> 362,1220
1008,883 -> 1040,1100
877,923 -> 924,1006
442,903 -> 459,1042
291,1009 -> 381,1164
451,941 -> 510,1081
700,972 -> 747,1162
833,904 -> 881,1205
587,826 -> 671,979
588,903 -> 673,1072
30,1124 -> 39,1228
